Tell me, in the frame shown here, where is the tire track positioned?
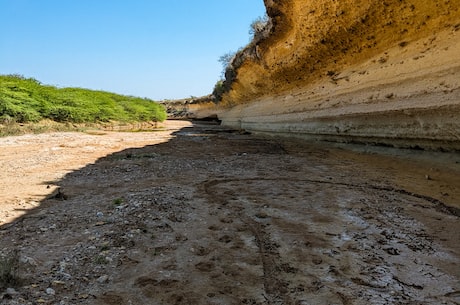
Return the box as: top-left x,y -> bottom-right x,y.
202,177 -> 459,304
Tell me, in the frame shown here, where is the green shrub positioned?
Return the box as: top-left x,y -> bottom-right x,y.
0,99 -> 41,123
212,80 -> 225,102
0,74 -> 166,125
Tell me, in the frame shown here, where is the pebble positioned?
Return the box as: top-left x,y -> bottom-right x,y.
6,288 -> 18,295
20,256 -> 38,266
59,272 -> 72,280
59,261 -> 68,272
97,275 -> 109,283
46,287 -> 56,295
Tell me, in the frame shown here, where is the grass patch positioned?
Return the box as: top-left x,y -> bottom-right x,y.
0,74 -> 167,136
112,197 -> 124,205
94,255 -> 109,265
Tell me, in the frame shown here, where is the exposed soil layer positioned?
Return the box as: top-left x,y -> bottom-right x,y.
0,121 -> 459,304
207,0 -> 460,150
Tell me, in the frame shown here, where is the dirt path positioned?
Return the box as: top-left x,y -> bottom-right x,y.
0,121 -> 459,304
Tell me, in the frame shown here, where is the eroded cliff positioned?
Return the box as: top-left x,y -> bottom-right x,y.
211,0 -> 460,150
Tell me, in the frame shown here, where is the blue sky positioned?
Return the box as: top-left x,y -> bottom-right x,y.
0,1 -> 266,100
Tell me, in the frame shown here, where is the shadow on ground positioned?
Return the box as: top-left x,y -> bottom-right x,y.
1,122 -> 459,304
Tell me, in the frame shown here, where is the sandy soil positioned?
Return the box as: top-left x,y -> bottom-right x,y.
0,121 -> 459,304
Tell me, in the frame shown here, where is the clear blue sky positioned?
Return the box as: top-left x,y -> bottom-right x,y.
0,0 -> 266,100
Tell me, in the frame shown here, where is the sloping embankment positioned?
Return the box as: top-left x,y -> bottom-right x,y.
212,0 -> 460,150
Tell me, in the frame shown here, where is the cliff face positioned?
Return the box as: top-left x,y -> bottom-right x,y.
214,0 -> 460,150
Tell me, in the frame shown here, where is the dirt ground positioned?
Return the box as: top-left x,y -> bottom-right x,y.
0,120 -> 459,305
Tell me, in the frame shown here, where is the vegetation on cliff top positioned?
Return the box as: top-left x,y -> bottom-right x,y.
0,74 -> 166,125
212,14 -> 270,103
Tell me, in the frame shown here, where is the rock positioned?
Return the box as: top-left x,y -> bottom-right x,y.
6,288 -> 18,295
59,272 -> 72,280
52,188 -> 68,200
385,247 -> 400,255
215,0 -> 460,151
46,287 -> 56,295
312,256 -> 323,265
97,275 -> 109,283
52,280 -> 66,286
20,256 -> 38,266
78,293 -> 89,299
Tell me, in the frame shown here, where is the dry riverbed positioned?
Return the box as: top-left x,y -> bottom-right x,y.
0,120 -> 459,304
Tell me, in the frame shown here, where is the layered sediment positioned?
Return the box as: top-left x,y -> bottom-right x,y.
212,0 -> 460,150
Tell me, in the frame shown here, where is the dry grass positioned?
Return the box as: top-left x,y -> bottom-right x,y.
0,120 -> 166,137
0,250 -> 21,289
0,120 -> 87,137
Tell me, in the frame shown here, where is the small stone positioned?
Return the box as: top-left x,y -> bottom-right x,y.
20,256 -> 38,266
59,261 -> 67,272
97,275 -> 109,283
312,256 -> 323,265
60,272 -> 72,280
385,247 -> 400,255
255,212 -> 269,219
96,211 -> 104,217
6,288 -> 17,295
46,287 -> 56,295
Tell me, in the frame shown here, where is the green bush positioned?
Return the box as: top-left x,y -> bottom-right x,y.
0,74 -> 166,124
212,80 -> 226,102
0,98 -> 41,123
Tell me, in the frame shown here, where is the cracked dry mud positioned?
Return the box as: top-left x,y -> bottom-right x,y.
0,121 -> 459,305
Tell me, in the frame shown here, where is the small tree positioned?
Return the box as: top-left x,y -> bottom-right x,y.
218,51 -> 236,77
249,14 -> 269,39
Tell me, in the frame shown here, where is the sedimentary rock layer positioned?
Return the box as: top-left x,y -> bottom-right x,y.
215,0 -> 460,150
